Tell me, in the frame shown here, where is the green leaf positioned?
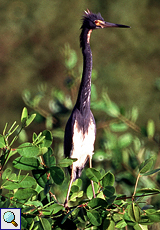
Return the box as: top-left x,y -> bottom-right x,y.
103,186 -> 115,198
91,100 -> 106,111
106,220 -> 115,230
40,217 -> 52,230
133,223 -> 148,230
107,196 -> 117,205
17,143 -> 40,158
109,122 -> 128,132
65,47 -> 77,69
86,168 -> 101,182
128,203 -> 141,222
24,200 -> 43,208
6,173 -> 17,181
33,132 -> 45,145
58,157 -> 76,167
118,133 -> 133,148
32,132 -> 38,142
42,203 -> 64,215
18,175 -> 36,188
103,219 -> 110,230
2,168 -> 12,180
70,191 -> 83,202
21,216 -> 28,229
61,209 -> 74,224
142,168 -> 160,176
147,119 -> 155,139
13,156 -> 39,170
50,166 -> 64,185
67,53 -> 77,70
0,134 -> 6,148
102,94 -> 120,117
101,172 -> 115,187
72,178 -> 82,189
137,188 -> 160,194
87,210 -> 102,226
148,213 -> 160,222
139,158 -> 153,174
25,113 -> 36,127
76,191 -> 84,198
1,199 -> 10,208
40,147 -> 48,155
71,185 -> 79,193
21,107 -> 28,124
131,106 -> 139,123
43,147 -> 56,167
32,169 -> 48,188
105,101 -> 120,118
88,198 -> 107,209
145,209 -> 157,215
1,149 -> 17,169
3,181 -> 20,190
133,204 -> 141,222
14,188 -> 37,200
86,182 -> 98,199
115,219 -> 127,228
44,180 -> 51,195
39,130 -> 52,148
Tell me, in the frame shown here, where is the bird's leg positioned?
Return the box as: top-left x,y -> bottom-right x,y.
89,155 -> 96,198
64,169 -> 74,208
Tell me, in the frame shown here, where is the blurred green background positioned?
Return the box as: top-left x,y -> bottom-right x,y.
1,0 -> 160,136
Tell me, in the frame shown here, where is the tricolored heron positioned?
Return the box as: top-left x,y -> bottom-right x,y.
64,9 -> 130,207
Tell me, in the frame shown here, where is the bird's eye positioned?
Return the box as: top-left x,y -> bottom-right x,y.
94,20 -> 100,25
94,20 -> 102,27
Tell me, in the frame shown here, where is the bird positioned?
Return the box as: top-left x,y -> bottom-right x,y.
64,9 -> 130,207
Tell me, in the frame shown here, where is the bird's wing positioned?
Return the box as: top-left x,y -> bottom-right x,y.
64,116 -> 73,159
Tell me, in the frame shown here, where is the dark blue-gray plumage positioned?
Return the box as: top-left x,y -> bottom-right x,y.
64,10 -> 130,207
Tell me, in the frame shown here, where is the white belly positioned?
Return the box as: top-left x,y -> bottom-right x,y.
71,118 -> 96,170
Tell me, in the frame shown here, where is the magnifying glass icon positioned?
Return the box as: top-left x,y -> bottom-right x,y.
3,211 -> 18,227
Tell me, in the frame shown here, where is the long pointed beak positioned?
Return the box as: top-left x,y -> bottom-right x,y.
101,21 -> 130,28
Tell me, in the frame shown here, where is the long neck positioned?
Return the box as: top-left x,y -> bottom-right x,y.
75,28 -> 92,114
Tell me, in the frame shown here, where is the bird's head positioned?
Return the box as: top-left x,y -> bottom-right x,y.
81,9 -> 130,30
